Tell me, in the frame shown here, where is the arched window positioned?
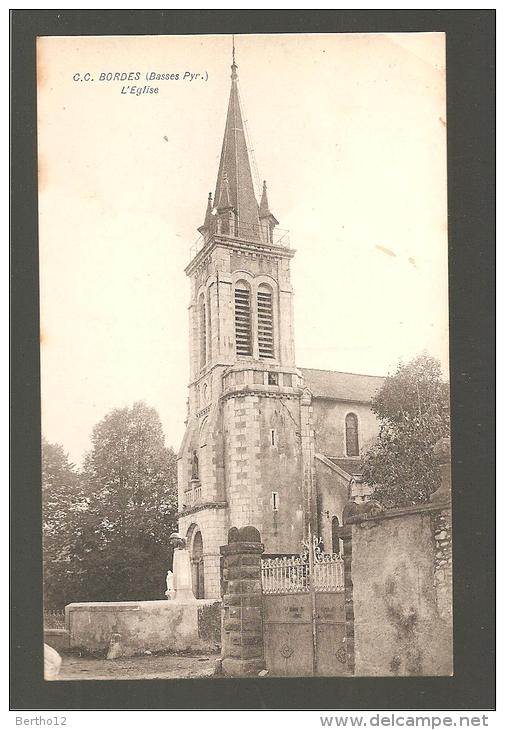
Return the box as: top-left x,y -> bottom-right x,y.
345,413 -> 359,457
199,417 -> 208,446
191,531 -> 205,599
199,294 -> 206,369
234,281 -> 252,357
331,516 -> 341,555
257,283 -> 274,359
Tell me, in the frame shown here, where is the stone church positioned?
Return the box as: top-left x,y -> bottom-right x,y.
177,55 -> 384,599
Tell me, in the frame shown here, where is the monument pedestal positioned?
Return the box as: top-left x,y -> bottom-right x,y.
173,548 -> 196,602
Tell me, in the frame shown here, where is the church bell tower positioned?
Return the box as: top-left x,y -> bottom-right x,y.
177,48 -> 310,599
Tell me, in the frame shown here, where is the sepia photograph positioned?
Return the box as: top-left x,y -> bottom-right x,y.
36,31 -> 453,682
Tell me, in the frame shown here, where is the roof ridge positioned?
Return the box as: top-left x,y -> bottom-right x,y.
300,366 -> 385,379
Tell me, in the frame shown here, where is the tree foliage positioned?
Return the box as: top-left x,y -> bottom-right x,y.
42,402 -> 178,608
80,402 -> 178,602
361,353 -> 450,508
42,439 -> 85,608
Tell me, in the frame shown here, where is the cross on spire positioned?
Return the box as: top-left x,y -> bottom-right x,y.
231,34 -> 238,81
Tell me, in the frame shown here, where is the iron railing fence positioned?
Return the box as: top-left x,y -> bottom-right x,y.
43,609 -> 65,629
261,553 -> 344,594
261,556 -> 309,594
189,222 -> 290,260
312,554 -> 345,593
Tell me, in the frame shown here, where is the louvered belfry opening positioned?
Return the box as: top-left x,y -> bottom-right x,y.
257,286 -> 274,359
234,285 -> 252,357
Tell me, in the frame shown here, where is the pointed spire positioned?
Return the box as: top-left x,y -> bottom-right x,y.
212,38 -> 261,238
259,180 -> 270,218
259,180 -> 279,225
198,192 -> 214,235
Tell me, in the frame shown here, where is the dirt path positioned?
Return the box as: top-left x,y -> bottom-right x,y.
57,652 -> 219,681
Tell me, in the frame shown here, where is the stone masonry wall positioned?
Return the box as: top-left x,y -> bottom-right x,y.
222,392 -> 304,554
311,399 -> 380,460
346,504 -> 453,676
66,599 -> 221,656
179,507 -> 228,599
432,508 -> 453,621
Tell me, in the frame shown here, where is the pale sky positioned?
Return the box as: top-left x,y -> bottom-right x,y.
37,33 -> 448,465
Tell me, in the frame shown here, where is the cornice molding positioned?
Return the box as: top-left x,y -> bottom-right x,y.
186,235 -> 295,276
177,501 -> 228,519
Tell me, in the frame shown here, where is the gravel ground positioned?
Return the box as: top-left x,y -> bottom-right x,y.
56,652 -> 219,681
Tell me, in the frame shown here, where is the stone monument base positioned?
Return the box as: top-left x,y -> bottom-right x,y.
172,590 -> 196,602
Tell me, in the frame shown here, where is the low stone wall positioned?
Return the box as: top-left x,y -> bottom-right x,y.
65,599 -> 221,656
347,502 -> 452,677
44,628 -> 70,653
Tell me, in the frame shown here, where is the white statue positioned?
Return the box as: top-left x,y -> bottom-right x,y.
165,569 -> 175,600
44,643 -> 62,680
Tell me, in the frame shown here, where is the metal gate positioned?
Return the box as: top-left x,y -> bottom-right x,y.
261,533 -> 347,676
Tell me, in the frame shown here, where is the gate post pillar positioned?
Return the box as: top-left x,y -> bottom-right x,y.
340,524 -> 355,674
220,525 -> 265,677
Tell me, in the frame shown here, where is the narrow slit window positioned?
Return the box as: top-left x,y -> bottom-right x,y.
332,516 -> 341,555
234,284 -> 252,357
270,429 -> 276,446
271,491 -> 279,511
345,413 -> 359,457
257,286 -> 274,359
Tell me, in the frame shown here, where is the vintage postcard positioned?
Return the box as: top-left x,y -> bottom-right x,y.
37,32 -> 452,681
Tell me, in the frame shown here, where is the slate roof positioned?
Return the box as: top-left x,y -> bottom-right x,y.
327,457 -> 365,477
301,368 -> 385,403
213,60 -> 261,234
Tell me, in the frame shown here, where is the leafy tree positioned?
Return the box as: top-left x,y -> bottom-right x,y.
361,353 -> 450,508
42,439 -> 85,608
79,402 -> 178,602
